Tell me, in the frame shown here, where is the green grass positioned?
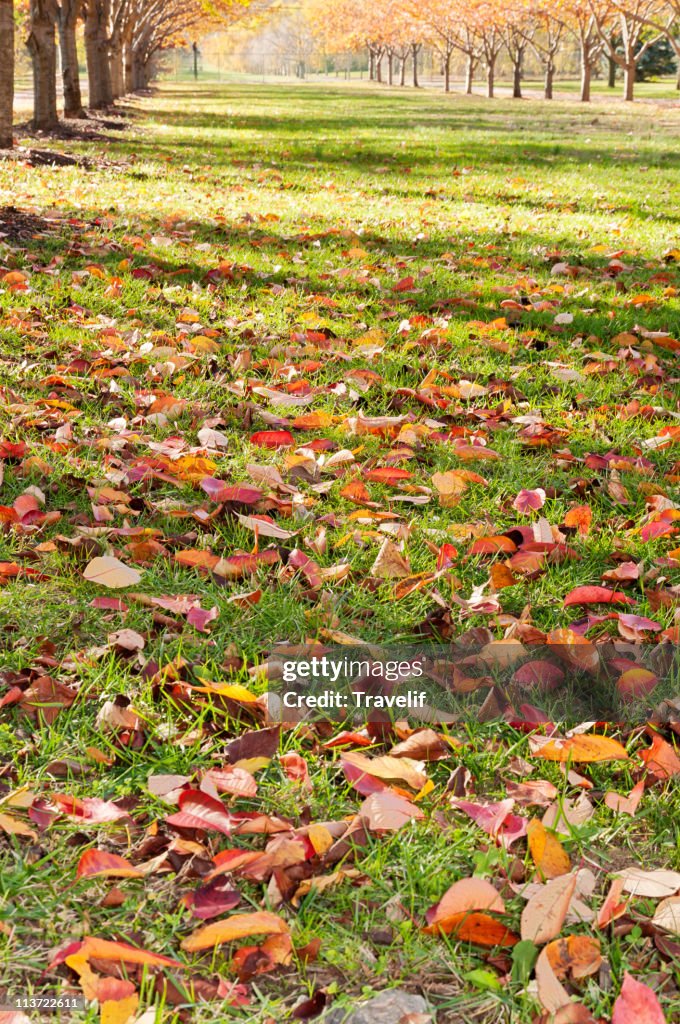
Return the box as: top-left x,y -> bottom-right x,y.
0,82 -> 679,1023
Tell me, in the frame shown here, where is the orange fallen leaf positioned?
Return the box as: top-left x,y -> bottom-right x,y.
424,911 -> 518,947
533,734 -> 628,763
640,734 -> 680,780
527,819 -> 571,879
426,877 -> 505,930
76,849 -> 143,880
181,910 -> 289,952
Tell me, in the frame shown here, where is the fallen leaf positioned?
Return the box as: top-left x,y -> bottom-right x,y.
83,557 -> 141,589
521,872 -> 578,944
181,910 -> 289,952
611,971 -> 667,1024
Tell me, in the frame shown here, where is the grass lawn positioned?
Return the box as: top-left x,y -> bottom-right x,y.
0,82 -> 680,1023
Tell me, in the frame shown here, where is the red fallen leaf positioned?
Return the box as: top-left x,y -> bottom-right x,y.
342,759 -> 387,796
213,550 -> 280,580
436,543 -> 459,569
0,561 -> 22,580
52,795 -> 131,823
166,790 -> 235,835
611,971 -> 667,1024
640,520 -> 677,542
0,440 -> 28,459
249,430 -> 294,448
640,734 -> 680,780
288,549 -> 322,591
451,798 -> 527,848
201,479 -> 263,504
76,849 -> 143,879
602,561 -> 640,584
183,877 -> 242,920
617,668 -> 658,702
617,613 -> 662,641
513,488 -> 546,513
186,605 -> 219,633
363,467 -> 413,485
292,991 -> 327,1020
563,586 -> 634,607
393,275 -> 415,292
423,910 -> 519,947
90,597 -> 129,612
280,752 -> 311,788
225,726 -> 281,763
513,660 -> 565,691
206,849 -> 263,883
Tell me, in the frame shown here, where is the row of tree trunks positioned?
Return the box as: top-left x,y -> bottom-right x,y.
0,0 -> 154,143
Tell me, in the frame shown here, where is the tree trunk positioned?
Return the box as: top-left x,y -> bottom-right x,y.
368,48 -> 374,81
623,62 -> 634,101
400,56 -> 407,86
387,50 -> 394,85
486,58 -> 495,98
676,63 -> 680,90
376,52 -> 383,83
512,56 -> 522,98
544,61 -> 554,100
465,54 -> 475,94
26,1 -> 59,130
109,42 -> 124,98
412,43 -> 419,88
124,36 -> 133,93
0,0 -> 14,147
580,51 -> 592,102
57,0 -> 84,118
85,0 -> 113,108
607,53 -> 616,87
444,52 -> 451,93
